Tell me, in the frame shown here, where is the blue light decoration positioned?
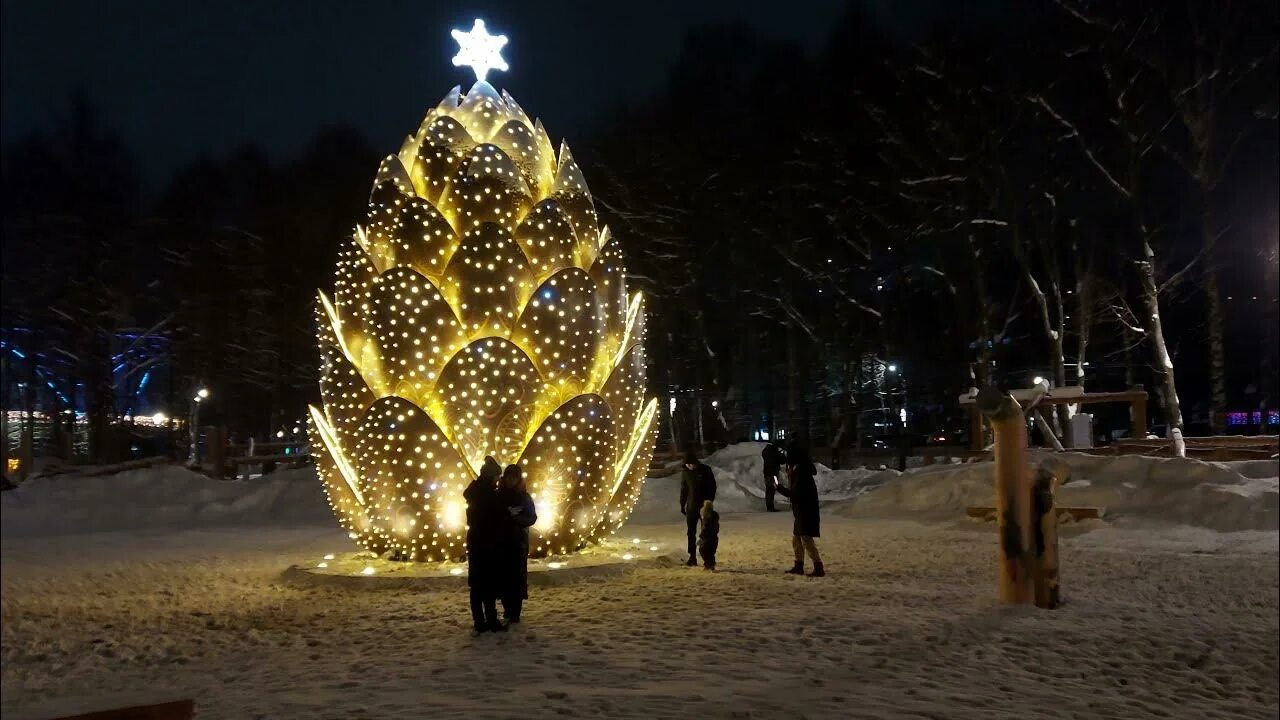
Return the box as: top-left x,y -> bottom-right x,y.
1225,411 -> 1280,428
1,328 -> 169,414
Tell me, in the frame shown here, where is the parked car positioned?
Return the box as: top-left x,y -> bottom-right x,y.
925,427 -> 968,446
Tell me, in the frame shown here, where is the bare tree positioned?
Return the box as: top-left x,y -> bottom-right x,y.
1030,60 -> 1190,448
1049,0 -> 1279,437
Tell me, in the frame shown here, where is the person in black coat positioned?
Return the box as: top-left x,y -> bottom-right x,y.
761,441 -> 785,512
464,456 -> 504,633
679,452 -> 717,566
496,463 -> 537,623
773,442 -> 824,577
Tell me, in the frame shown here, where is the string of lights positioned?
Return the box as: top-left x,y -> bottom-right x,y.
308,23 -> 657,562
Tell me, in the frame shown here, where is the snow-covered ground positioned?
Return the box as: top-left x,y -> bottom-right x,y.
2,445 -> 1277,719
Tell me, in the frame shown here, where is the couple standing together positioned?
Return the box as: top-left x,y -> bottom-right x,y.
464,457 -> 536,633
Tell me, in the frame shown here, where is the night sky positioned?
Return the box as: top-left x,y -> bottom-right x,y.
0,0 -> 1274,430
2,0 -> 1270,284
0,0 -> 955,187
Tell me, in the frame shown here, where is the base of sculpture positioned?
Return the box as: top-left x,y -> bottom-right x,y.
282,538 -> 681,591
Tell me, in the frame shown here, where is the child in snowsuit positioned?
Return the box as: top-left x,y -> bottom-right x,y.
698,499 -> 720,571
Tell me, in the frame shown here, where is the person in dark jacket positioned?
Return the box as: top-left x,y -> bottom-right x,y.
773,442 -> 824,577
496,463 -> 537,623
698,499 -> 720,571
679,452 -> 717,566
761,441 -> 785,512
464,456 -> 504,633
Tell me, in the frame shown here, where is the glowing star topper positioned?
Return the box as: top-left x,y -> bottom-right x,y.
450,19 -> 509,82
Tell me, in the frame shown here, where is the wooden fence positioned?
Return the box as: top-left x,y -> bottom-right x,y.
1088,435 -> 1277,461
203,428 -> 310,480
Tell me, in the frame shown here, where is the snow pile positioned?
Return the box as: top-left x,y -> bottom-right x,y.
842,450 -> 1279,532
0,466 -> 331,537
633,443 -> 1277,532
702,442 -> 893,501
631,442 -> 893,522
4,444 -> 1274,538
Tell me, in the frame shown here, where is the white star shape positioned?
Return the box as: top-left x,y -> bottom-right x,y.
450,19 -> 509,83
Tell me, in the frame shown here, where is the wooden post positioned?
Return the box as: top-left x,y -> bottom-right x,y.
975,387 -> 1034,605
969,405 -> 983,451
895,429 -> 909,472
208,426 -> 225,480
1131,389 -> 1147,440
1032,461 -> 1065,609
19,427 -> 33,482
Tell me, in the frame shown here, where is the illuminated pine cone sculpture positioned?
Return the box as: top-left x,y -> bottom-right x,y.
308,80 -> 657,562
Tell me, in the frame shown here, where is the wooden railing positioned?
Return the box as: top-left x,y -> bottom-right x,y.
202,428 -> 310,480
1094,435 -> 1277,461
961,388 -> 1148,452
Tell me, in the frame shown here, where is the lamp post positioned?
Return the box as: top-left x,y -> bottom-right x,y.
882,361 -> 910,471
188,387 -> 209,465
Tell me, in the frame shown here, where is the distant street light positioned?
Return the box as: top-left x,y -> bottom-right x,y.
887,363 -> 898,373
189,385 -> 211,465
